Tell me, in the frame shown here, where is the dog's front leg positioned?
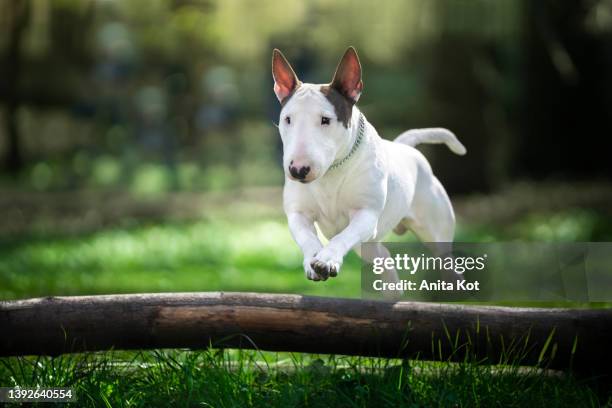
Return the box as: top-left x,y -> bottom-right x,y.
287,212 -> 325,281
311,209 -> 379,279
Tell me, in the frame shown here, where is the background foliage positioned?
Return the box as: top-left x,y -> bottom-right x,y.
1,0 -> 612,297
1,2 -> 612,405
1,0 -> 611,193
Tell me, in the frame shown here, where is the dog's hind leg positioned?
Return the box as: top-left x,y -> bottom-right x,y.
393,221 -> 409,235
406,176 -> 463,283
406,176 -> 456,254
354,242 -> 403,299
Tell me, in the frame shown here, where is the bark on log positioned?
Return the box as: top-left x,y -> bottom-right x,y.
1,292 -> 611,375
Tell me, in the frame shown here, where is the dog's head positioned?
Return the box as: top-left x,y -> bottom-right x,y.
272,47 -> 363,183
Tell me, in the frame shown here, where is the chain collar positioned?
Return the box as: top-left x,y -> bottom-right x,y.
328,113 -> 365,172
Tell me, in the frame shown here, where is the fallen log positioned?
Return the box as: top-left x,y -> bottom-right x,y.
1,292 -> 611,375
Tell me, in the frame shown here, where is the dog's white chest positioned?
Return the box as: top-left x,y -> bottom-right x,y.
309,182 -> 352,239
316,209 -> 350,240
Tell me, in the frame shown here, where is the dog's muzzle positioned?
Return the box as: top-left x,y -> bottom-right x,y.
288,161 -> 312,182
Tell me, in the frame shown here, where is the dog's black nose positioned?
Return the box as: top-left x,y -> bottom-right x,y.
289,164 -> 310,180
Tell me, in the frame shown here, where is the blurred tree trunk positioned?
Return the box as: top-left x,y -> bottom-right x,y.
3,0 -> 30,174
521,0 -> 612,180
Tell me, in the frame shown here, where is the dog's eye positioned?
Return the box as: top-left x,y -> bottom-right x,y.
285,116 -> 291,125
321,116 -> 331,125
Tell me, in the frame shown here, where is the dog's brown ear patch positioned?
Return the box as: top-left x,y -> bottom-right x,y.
272,49 -> 301,104
330,47 -> 363,103
320,85 -> 353,128
321,47 -> 363,128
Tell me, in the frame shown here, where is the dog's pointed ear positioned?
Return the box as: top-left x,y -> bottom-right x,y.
272,49 -> 300,103
331,47 -> 363,103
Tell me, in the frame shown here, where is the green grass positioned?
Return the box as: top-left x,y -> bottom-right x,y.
0,218 -> 362,300
2,208 -> 609,300
0,350 -> 603,408
1,206 -> 612,406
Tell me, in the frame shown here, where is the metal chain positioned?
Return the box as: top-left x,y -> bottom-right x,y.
328,113 -> 365,171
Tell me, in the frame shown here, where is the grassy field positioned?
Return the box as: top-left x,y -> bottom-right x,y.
1,187 -> 611,406
0,350 -> 602,407
2,195 -> 610,300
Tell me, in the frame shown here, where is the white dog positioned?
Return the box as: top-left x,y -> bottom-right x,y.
272,47 -> 466,283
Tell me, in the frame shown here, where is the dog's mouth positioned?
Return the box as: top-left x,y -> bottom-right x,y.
286,167 -> 319,183
288,175 -> 315,184
287,171 -> 318,184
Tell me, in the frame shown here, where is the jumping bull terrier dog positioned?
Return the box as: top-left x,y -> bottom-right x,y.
272,47 -> 466,283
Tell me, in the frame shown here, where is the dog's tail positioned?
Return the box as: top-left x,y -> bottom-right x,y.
394,128 -> 466,155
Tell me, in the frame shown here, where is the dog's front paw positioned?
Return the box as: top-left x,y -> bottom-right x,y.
310,248 -> 343,281
304,258 -> 323,281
